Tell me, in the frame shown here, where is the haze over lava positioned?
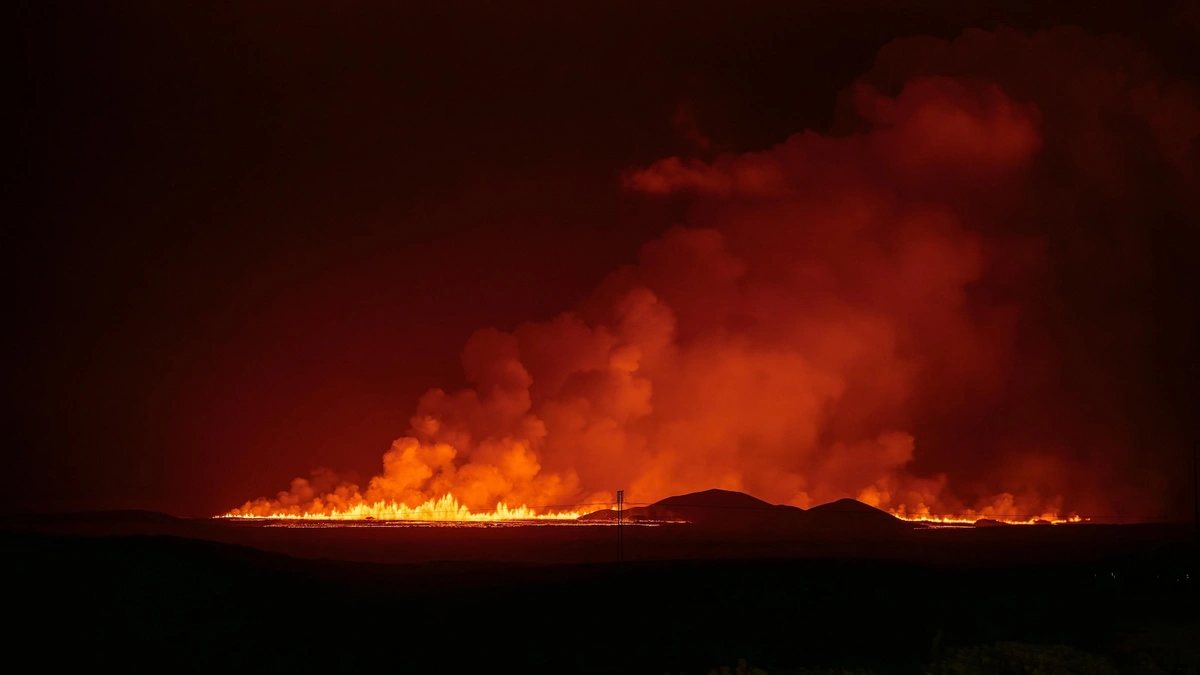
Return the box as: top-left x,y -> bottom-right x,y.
228,27 -> 1199,522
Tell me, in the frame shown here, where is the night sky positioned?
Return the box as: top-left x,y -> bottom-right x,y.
9,1 -> 1199,518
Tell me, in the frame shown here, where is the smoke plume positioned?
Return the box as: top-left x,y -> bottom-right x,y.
232,27 -> 1199,520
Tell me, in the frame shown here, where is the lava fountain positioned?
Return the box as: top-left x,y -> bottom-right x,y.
219,493 -> 585,521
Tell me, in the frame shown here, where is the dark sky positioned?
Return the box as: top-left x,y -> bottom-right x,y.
8,1 -> 1198,517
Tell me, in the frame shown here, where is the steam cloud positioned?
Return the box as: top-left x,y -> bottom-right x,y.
232,27 -> 1199,520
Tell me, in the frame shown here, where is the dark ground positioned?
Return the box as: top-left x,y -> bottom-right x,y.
3,515 -> 1197,673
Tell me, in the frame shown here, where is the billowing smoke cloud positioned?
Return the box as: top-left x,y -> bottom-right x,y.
232,27 -> 1199,520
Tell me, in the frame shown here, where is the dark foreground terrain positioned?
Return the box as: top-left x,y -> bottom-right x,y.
3,510 -> 1198,674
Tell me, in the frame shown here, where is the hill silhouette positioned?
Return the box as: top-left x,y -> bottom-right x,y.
580,488 -> 803,525
655,489 -> 781,511
641,489 -> 806,526
803,498 -> 910,536
974,518 -> 1009,527
580,490 -> 913,536
808,498 -> 887,515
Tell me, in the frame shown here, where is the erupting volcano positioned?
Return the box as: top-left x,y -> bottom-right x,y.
222,27 -> 1197,527
220,493 -> 585,521
14,7 -> 1200,675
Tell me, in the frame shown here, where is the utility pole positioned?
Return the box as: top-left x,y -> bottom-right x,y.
617,490 -> 624,562
1193,440 -> 1198,544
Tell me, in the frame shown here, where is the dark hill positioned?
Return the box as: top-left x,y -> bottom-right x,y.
579,489 -> 807,527
803,498 -> 911,536
808,498 -> 888,515
581,489 -> 781,522
581,490 -> 916,535
579,491 -> 915,536
578,508 -> 635,521
975,518 -> 1009,527
654,488 -> 781,511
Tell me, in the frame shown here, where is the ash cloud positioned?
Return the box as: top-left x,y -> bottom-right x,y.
233,27 -> 1199,520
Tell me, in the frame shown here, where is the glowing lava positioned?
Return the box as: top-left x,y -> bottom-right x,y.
217,493 -> 585,521
218,492 -> 1083,525
890,510 -> 1083,525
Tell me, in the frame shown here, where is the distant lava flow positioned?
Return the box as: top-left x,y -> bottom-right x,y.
218,491 -> 1081,525
219,494 -> 584,521
891,512 -> 1083,526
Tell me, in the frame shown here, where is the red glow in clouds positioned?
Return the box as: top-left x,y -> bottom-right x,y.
226,28 -> 1199,522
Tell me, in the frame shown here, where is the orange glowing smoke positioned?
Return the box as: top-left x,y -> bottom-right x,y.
219,27 -> 1198,525
861,486 -> 1083,525
220,493 -> 583,521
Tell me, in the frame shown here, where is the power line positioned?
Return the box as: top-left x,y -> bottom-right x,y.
616,489 -> 624,562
